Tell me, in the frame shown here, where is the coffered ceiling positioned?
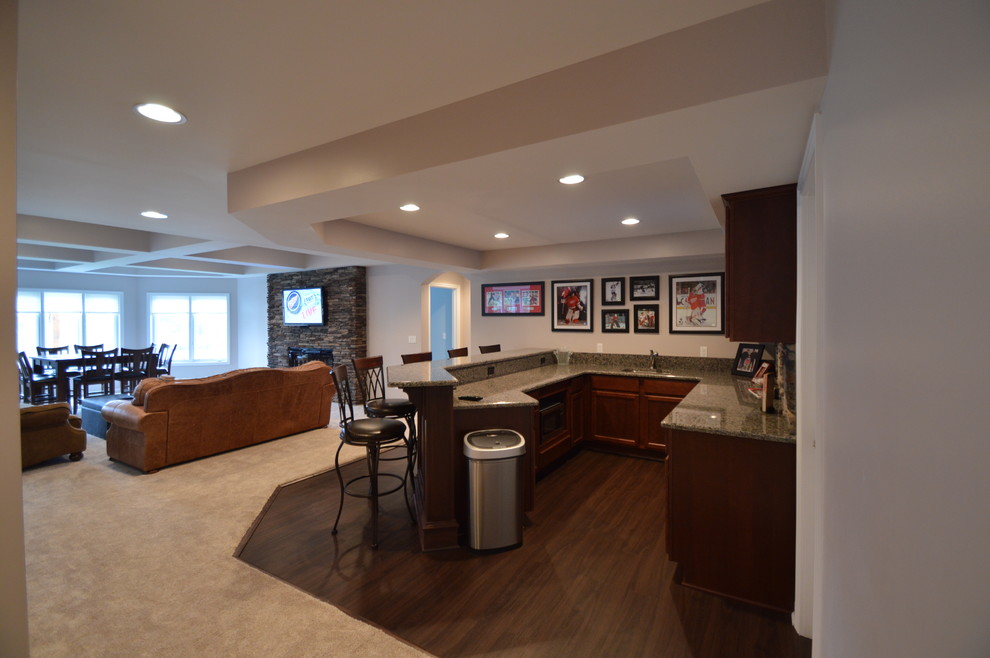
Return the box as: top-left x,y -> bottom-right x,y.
16,0 -> 827,278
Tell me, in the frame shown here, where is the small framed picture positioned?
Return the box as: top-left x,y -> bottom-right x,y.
601,309 -> 629,333
731,343 -> 767,377
551,280 -> 593,332
601,277 -> 625,306
669,272 -> 724,334
629,275 -> 660,301
751,360 -> 774,383
633,304 -> 659,333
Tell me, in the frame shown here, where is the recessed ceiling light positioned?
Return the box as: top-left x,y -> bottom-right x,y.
494,232 -> 510,239
559,174 -> 585,185
400,203 -> 420,212
621,217 -> 640,225
134,103 -> 186,124
141,210 -> 168,219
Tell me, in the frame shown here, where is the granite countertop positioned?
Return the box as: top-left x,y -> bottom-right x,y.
387,349 -> 795,444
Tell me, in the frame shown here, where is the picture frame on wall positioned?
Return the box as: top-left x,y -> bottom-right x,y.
633,304 -> 660,333
731,343 -> 767,377
601,309 -> 629,333
551,279 -> 593,331
481,281 -> 545,316
601,277 -> 625,306
629,275 -> 660,300
669,272 -> 725,334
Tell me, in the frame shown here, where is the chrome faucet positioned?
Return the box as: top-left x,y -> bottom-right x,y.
649,349 -> 662,372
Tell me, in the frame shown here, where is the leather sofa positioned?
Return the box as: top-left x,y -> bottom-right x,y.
21,402 -> 87,468
101,361 -> 334,473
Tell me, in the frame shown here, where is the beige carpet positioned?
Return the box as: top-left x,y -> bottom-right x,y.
22,424 -> 431,657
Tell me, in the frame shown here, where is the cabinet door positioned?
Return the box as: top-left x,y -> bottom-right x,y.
568,379 -> 587,445
722,183 -> 797,343
641,394 -> 680,452
590,388 -> 640,447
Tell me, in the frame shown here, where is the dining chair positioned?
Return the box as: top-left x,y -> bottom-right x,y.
478,344 -> 501,354
74,343 -> 104,354
36,345 -> 70,376
154,344 -> 177,376
18,352 -> 57,405
70,348 -> 118,413
400,351 -> 432,364
447,347 -> 468,358
330,364 -> 414,548
114,347 -> 155,394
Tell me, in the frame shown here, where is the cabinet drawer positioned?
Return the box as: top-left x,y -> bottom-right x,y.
589,375 -> 639,392
642,378 -> 697,397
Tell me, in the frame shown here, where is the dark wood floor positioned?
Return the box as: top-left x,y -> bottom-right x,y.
236,449 -> 812,658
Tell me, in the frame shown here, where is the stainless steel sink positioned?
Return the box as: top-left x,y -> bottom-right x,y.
621,368 -> 676,377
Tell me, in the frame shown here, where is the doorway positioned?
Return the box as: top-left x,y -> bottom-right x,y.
429,286 -> 455,357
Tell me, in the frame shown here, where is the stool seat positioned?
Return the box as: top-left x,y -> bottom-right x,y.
365,397 -> 417,418
343,417 -> 407,445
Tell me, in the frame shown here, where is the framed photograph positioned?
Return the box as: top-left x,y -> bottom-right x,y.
551,280 -> 593,331
731,343 -> 766,377
669,272 -> 724,334
751,360 -> 774,383
601,309 -> 629,333
481,281 -> 545,316
629,275 -> 660,301
601,277 -> 625,306
633,304 -> 659,333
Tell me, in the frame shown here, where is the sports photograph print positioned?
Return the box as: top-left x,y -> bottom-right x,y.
551,280 -> 593,332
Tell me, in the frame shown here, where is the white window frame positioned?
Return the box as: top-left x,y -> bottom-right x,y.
16,289 -> 123,354
148,292 -> 230,365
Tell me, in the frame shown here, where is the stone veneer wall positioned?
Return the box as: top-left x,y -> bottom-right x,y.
267,266 -> 367,370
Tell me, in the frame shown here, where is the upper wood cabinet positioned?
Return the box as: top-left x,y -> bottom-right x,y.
721,184 -> 797,344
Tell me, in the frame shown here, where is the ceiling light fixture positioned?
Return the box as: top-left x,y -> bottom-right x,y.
133,103 -> 187,124
494,232 -> 509,239
400,203 -> 420,212
141,210 -> 168,219
559,174 -> 585,185
621,217 -> 640,225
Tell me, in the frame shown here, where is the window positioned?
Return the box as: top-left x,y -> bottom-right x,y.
149,293 -> 229,363
16,290 -> 121,355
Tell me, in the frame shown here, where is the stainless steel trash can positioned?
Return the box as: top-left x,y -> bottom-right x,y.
463,429 -> 526,551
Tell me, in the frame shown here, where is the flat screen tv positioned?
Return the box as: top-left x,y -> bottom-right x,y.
282,287 -> 324,326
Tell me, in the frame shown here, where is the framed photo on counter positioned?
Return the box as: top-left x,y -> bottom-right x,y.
601,309 -> 629,333
669,272 -> 724,334
551,279 -> 593,331
601,277 -> 625,305
481,281 -> 545,316
731,343 -> 767,377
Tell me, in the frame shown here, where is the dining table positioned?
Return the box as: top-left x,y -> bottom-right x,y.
31,352 -> 135,403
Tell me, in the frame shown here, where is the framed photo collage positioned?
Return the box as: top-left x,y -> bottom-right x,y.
481,273 -> 725,336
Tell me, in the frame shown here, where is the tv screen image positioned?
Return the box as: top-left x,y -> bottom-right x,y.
283,288 -> 324,325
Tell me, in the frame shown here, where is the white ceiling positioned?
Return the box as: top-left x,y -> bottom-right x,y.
16,0 -> 827,278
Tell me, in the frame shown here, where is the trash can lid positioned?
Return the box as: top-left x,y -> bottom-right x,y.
463,429 -> 526,459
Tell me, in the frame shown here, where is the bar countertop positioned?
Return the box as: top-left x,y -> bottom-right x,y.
388,349 -> 795,443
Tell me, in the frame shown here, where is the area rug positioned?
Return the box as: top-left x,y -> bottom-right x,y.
22,426 -> 430,657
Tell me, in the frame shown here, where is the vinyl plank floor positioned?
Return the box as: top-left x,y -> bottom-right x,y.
237,450 -> 811,658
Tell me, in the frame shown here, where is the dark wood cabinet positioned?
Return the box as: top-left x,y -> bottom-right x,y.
722,184 -> 797,343
666,428 -> 796,612
529,378 -> 586,472
589,376 -> 696,455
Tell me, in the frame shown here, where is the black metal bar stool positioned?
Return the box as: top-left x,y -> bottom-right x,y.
331,365 -> 414,549
351,356 -> 419,485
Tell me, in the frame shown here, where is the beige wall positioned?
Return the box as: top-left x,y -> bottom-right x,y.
367,256 -> 740,371
814,0 -> 990,655
1,0 -> 30,654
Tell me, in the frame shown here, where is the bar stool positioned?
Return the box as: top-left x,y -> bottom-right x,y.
447,347 -> 468,358
351,356 -> 418,477
400,351 -> 432,364
330,365 -> 414,548
478,344 -> 501,354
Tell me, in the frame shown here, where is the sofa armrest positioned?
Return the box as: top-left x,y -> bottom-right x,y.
20,403 -> 72,430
